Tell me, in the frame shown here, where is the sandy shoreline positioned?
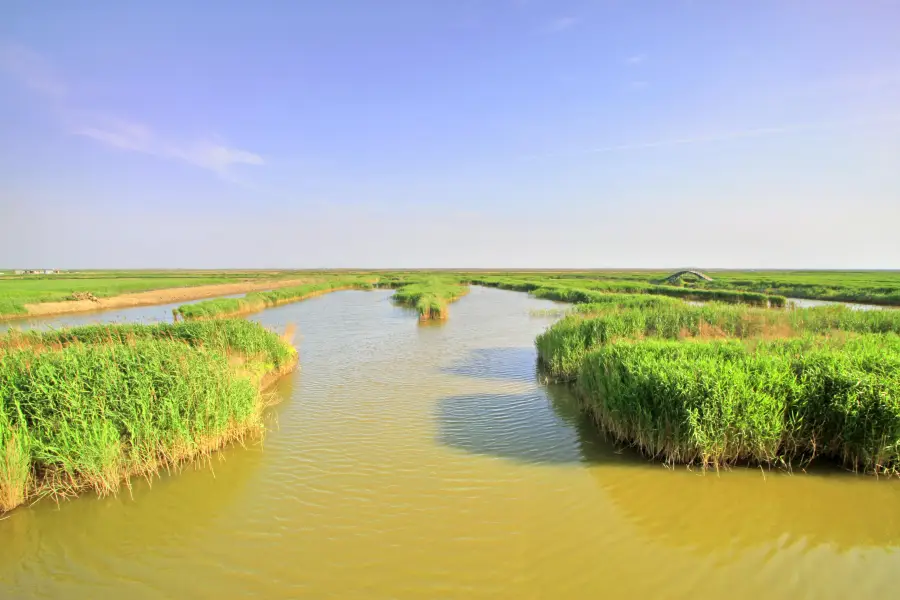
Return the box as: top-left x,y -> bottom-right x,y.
2,278 -> 315,321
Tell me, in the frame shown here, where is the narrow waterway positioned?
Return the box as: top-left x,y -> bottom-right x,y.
787,297 -> 889,310
1,287 -> 899,599
0,293 -> 247,333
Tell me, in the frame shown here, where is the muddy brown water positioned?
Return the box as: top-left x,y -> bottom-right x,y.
1,287 -> 899,599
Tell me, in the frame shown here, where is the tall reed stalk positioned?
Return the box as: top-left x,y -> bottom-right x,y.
389,279 -> 469,320
0,319 -> 297,513
534,299 -> 900,474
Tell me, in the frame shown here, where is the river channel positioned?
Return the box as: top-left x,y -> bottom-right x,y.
1,286 -> 898,599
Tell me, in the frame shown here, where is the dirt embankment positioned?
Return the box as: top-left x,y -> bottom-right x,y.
8,278 -> 315,320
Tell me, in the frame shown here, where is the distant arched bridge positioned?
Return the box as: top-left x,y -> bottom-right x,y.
661,270 -> 713,284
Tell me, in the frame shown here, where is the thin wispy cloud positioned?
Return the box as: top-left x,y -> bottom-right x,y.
626,54 -> 646,65
544,17 -> 579,34
73,115 -> 264,175
0,42 -> 66,98
1,42 -> 263,179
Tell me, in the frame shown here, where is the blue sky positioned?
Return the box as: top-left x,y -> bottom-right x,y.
2,1 -> 898,268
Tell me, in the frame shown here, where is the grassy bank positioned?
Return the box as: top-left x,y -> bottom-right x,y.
684,270 -> 900,306
389,278 -> 469,320
577,335 -> 900,472
0,270 -> 305,317
0,320 -> 297,513
4,270 -> 895,319
537,303 -> 900,381
468,276 -> 787,307
174,275 -> 469,322
535,300 -> 900,473
462,269 -> 900,306
174,279 -> 374,321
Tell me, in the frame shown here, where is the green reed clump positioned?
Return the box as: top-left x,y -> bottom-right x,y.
788,304 -> 900,334
595,281 -> 778,306
536,303 -> 900,382
525,285 -> 682,307
578,340 -> 792,465
471,276 -> 783,307
176,298 -> 246,320
786,336 -> 900,470
536,303 -> 764,381
531,286 -> 639,304
576,335 -> 900,472
250,279 -> 373,304
466,277 -> 543,293
689,271 -> 900,306
0,408 -> 31,511
0,320 -> 297,513
1,319 -> 296,370
174,278 -> 373,320
769,295 -> 788,308
570,294 -> 684,311
652,286 -> 776,306
782,286 -> 900,306
391,279 -> 469,320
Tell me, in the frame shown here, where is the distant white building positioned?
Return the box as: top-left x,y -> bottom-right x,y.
14,270 -> 25,275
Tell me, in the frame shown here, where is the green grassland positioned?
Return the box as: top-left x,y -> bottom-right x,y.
689,270 -> 900,305
467,275 -> 786,306
3,270 -> 899,319
0,270 -> 308,316
461,270 -> 900,306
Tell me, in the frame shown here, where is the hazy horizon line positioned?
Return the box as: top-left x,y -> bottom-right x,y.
4,267 -> 898,273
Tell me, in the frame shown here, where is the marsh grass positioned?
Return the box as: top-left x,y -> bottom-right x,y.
535,301 -> 900,474
468,276 -> 786,307
463,270 -> 900,306
174,279 -> 375,320
0,274 -> 267,318
0,320 -> 297,513
577,336 -> 900,473
389,279 -> 469,320
536,303 -> 900,381
689,271 -> 900,306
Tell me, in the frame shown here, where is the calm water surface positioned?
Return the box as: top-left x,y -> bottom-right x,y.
787,297 -> 889,310
1,287 -> 899,599
0,293 -> 246,333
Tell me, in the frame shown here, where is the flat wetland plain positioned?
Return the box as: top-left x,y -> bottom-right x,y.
0,270 -> 307,317
4,268 -> 900,320
2,269 -> 900,598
